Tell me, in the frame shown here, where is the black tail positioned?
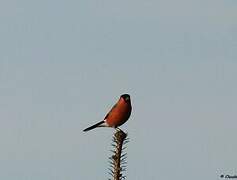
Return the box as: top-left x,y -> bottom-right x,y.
83,121 -> 104,132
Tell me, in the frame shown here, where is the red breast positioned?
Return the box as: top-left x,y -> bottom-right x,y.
105,95 -> 132,127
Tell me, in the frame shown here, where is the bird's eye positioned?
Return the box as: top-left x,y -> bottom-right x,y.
121,94 -> 130,101
125,97 -> 130,101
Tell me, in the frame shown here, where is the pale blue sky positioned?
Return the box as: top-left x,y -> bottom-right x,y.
0,0 -> 237,180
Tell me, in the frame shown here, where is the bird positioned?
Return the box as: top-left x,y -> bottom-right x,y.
83,94 -> 132,132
